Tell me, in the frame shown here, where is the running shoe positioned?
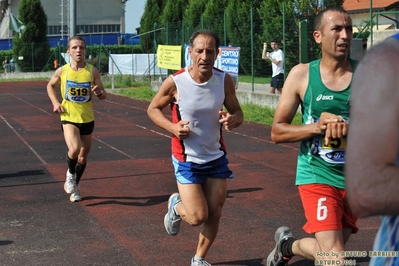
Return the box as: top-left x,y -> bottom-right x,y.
164,192 -> 181,236
70,184 -> 81,202
191,257 -> 211,266
64,170 -> 77,194
266,226 -> 294,266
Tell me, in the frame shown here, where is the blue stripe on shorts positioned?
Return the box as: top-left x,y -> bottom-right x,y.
172,154 -> 234,184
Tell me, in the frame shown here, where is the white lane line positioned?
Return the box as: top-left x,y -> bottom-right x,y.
10,93 -> 52,115
0,115 -> 47,165
93,137 -> 135,158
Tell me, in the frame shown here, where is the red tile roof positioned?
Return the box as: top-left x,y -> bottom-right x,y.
344,0 -> 399,12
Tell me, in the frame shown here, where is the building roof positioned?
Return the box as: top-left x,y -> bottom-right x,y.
344,0 -> 399,12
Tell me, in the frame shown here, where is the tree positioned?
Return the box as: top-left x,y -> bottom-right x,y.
160,0 -> 189,45
202,0 -> 229,41
183,0 -> 208,33
225,0 -> 263,75
12,0 -> 50,72
139,0 -> 165,52
161,0 -> 188,24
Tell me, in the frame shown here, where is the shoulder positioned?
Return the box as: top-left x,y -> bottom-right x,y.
172,68 -> 186,76
284,63 -> 310,95
288,63 -> 309,77
160,75 -> 177,92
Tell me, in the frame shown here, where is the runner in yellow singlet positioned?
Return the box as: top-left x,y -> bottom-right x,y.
47,36 -> 106,202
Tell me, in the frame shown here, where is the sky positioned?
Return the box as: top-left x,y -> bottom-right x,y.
125,0 -> 146,33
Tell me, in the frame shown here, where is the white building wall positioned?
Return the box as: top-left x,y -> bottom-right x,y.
0,0 -> 126,39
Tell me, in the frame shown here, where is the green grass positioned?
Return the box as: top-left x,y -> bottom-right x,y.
0,77 -> 49,82
114,86 -> 302,126
238,75 -> 271,84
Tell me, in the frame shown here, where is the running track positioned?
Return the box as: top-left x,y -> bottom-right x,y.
0,81 -> 380,266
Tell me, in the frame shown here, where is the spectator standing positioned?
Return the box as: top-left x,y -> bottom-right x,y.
10,57 -> 15,73
262,39 -> 284,94
2,56 -> 9,73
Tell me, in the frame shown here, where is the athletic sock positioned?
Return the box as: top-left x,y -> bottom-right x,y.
75,162 -> 86,184
194,255 -> 204,261
281,237 -> 296,258
67,156 -> 78,175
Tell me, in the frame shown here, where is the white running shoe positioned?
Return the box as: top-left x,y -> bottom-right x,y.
191,257 -> 211,266
64,170 -> 77,194
70,184 -> 81,202
266,226 -> 294,266
164,192 -> 182,236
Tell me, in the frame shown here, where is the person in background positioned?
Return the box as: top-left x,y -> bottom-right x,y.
47,36 -> 106,202
262,39 -> 284,94
346,32 -> 399,266
10,57 -> 15,73
147,29 -> 243,266
267,7 -> 357,266
2,56 -> 9,73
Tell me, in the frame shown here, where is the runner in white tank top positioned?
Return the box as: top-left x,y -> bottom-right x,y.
147,29 -> 244,266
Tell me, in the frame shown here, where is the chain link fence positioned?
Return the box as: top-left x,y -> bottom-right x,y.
2,7 -> 398,83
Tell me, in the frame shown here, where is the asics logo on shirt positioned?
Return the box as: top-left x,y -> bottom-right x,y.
316,94 -> 334,101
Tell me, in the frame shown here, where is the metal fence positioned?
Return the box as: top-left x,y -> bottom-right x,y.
1,7 -> 398,84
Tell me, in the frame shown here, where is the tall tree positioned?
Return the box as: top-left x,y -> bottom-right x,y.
160,0 -> 189,45
139,0 -> 165,52
161,0 -> 188,24
12,0 -> 50,72
225,0 -> 263,75
183,0 -> 208,33
202,0 -> 229,41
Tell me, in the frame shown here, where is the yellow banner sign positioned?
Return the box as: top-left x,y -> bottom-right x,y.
157,45 -> 182,70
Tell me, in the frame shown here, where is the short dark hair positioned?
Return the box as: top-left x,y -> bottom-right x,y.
270,39 -> 279,44
68,36 -> 87,49
314,7 -> 349,31
189,29 -> 220,50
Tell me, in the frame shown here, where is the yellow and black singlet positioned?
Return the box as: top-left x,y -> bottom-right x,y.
59,64 -> 94,123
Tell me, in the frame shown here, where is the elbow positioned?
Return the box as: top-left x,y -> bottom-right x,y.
146,105 -> 154,118
146,108 -> 152,118
270,130 -> 280,144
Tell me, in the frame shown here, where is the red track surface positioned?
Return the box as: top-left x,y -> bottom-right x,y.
0,81 -> 380,266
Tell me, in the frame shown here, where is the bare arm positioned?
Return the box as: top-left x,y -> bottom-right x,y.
91,67 -> 106,100
46,67 -> 64,113
262,43 -> 268,59
346,39 -> 399,217
220,73 -> 244,131
147,76 -> 190,140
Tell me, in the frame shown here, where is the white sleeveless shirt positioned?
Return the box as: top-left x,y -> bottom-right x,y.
171,67 -> 227,164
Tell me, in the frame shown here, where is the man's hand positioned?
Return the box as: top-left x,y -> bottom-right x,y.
91,85 -> 102,96
219,111 -> 236,131
173,120 -> 190,140
52,102 -> 64,113
318,112 -> 348,145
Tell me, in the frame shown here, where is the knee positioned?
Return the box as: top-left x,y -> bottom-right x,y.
186,212 -> 208,226
190,208 -> 222,226
78,155 -> 87,164
68,149 -> 80,159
